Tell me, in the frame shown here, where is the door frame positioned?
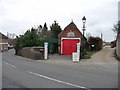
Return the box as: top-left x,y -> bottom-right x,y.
61,37 -> 81,54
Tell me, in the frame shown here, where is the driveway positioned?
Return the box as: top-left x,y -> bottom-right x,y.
81,45 -> 118,63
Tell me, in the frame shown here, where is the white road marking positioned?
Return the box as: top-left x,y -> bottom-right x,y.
3,62 -> 16,68
28,71 -> 88,89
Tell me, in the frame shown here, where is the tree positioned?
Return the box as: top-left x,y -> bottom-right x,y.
50,21 -> 62,38
37,25 -> 42,36
117,21 -> 120,38
113,24 -> 118,34
14,36 -> 21,54
113,21 -> 120,39
113,21 -> 120,33
42,22 -> 48,37
14,27 -> 40,53
88,37 -> 103,51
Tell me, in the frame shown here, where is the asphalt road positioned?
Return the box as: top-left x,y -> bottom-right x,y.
2,49 -> 118,89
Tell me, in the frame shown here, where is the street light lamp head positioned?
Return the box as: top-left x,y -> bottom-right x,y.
82,16 -> 86,23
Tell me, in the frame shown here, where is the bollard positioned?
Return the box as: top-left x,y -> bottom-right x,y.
44,42 -> 48,60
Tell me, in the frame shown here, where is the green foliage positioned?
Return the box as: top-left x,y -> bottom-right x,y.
15,21 -> 62,54
88,36 -> 102,51
15,28 -> 40,51
50,21 -> 62,38
113,21 -> 120,37
14,36 -> 21,51
85,50 -> 97,56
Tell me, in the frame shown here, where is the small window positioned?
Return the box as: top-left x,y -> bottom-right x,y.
67,31 -> 75,37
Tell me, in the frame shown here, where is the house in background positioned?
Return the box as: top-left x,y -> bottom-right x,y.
8,39 -> 15,49
58,21 -> 86,55
0,32 -> 8,52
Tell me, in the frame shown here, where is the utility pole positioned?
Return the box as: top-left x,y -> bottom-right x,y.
101,33 -> 103,40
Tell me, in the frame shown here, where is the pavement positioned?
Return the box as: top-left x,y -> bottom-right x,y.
2,46 -> 119,89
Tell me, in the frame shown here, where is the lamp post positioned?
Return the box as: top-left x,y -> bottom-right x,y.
82,16 -> 86,58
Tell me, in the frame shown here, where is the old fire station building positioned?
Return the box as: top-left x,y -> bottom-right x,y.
58,21 -> 83,55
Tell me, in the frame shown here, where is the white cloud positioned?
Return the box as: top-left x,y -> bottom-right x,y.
0,0 -> 119,42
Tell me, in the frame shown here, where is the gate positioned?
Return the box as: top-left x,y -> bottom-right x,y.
62,39 -> 80,55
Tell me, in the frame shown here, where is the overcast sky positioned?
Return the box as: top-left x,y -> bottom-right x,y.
0,0 -> 119,42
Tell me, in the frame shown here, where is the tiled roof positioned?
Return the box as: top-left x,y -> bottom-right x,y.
58,21 -> 83,37
58,21 -> 87,40
64,21 -> 78,30
0,32 -> 8,39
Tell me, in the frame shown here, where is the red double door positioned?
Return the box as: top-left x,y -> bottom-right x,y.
62,39 -> 80,55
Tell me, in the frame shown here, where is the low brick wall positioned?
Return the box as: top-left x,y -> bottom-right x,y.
17,47 -> 44,60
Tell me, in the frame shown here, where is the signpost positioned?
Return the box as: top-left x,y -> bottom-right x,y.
72,52 -> 79,62
72,42 -> 80,62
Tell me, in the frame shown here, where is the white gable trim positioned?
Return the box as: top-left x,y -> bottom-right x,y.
0,42 -> 8,44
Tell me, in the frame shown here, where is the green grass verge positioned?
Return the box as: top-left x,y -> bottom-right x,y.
85,50 -> 97,57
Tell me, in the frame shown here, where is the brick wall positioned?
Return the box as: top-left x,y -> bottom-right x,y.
58,23 -> 83,44
16,47 -> 44,60
58,22 -> 83,54
58,29 -> 82,44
